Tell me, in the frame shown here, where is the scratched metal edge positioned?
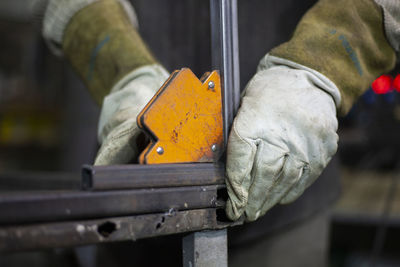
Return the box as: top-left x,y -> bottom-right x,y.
82,163 -> 226,191
0,185 -> 222,225
0,209 -> 229,252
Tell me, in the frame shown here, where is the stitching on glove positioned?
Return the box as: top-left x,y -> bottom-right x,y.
225,178 -> 247,210
226,121 -> 255,206
257,155 -> 304,214
261,153 -> 289,193
231,121 -> 256,189
280,164 -> 309,204
106,124 -> 138,141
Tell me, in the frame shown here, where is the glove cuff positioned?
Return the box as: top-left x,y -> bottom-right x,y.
270,0 -> 396,115
62,0 -> 157,105
258,54 -> 342,110
41,0 -> 138,56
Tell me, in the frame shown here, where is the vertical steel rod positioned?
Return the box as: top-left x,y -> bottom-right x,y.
183,229 -> 228,267
210,0 -> 240,147
183,1 -> 241,266
231,0 -> 240,115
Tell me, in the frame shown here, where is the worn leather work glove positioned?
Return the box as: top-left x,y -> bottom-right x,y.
225,55 -> 340,222
36,0 -> 169,165
95,65 -> 169,165
226,0 -> 399,221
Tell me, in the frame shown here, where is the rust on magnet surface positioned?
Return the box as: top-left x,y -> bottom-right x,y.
137,68 -> 223,164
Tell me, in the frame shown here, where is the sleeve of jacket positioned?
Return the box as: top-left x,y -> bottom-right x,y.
270,0 -> 398,115
34,0 -> 157,105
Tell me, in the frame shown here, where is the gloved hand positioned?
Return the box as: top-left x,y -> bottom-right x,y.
32,0 -> 167,165
225,0 -> 400,222
225,55 -> 341,222
95,64 -> 169,165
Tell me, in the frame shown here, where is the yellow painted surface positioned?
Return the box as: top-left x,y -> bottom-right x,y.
137,68 -> 223,164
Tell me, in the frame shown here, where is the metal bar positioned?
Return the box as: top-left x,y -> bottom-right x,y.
82,163 -> 225,191
183,229 -> 228,267
230,0 -> 240,115
210,0 -> 240,147
0,185 -> 222,225
206,2 -> 240,266
0,209 -> 227,252
221,0 -> 234,139
0,0 -> 241,255
210,0 -> 222,71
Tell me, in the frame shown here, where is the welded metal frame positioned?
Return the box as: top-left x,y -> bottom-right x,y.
0,2 -> 241,266
0,163 -> 235,251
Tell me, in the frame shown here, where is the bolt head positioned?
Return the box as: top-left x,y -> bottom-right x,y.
211,144 -> 218,152
208,81 -> 215,89
156,146 -> 164,155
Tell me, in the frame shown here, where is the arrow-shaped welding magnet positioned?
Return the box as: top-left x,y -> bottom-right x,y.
137,68 -> 223,164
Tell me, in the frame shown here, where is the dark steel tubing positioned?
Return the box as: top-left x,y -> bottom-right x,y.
210,0 -> 240,147
0,185 -> 222,225
231,0 -> 240,114
82,163 -> 225,191
0,209 -> 228,252
210,0 -> 222,72
0,1 -> 242,252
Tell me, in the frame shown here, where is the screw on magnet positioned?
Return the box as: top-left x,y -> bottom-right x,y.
208,81 -> 215,90
211,144 -> 218,152
156,146 -> 164,155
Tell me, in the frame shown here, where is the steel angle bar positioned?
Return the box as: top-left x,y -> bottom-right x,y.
82,163 -> 225,191
0,208 -> 230,252
0,185 -> 223,225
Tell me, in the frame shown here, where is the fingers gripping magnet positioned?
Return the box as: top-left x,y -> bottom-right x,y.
137,68 -> 224,164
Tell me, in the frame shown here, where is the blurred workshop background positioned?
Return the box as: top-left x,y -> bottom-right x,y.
0,0 -> 400,266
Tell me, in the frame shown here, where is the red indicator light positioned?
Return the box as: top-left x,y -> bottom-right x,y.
393,74 -> 400,92
372,75 -> 392,94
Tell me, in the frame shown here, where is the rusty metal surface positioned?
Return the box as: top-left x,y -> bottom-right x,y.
0,208 -> 232,252
82,163 -> 225,191
0,185 -> 222,225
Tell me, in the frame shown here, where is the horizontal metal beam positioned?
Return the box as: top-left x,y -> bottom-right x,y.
0,185 -> 224,225
0,163 -> 240,252
0,208 -> 234,252
82,163 -> 225,191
